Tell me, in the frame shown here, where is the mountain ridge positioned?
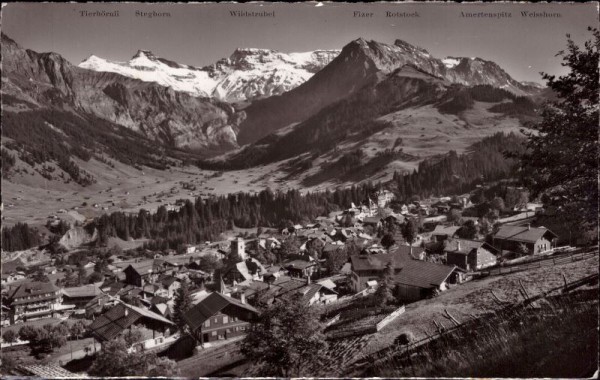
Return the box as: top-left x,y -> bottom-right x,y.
1,33 -> 242,151
235,37 -> 543,145
79,47 -> 340,102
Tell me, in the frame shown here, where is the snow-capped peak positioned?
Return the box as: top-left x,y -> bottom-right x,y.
79,47 -> 340,102
442,57 -> 461,69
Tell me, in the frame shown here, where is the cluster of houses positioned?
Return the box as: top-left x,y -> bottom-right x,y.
1,188 -> 562,370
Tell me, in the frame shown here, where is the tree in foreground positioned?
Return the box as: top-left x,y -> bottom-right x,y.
401,218 -> 418,255
173,279 -> 193,333
518,28 -> 598,230
70,320 -> 87,341
16,324 -> 68,353
241,293 -> 329,377
88,338 -> 179,377
2,329 -> 18,344
373,262 -> 395,306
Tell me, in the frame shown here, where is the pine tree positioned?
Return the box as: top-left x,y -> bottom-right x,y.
173,279 -> 193,333
240,293 -> 328,377
401,219 -> 418,256
374,262 -> 395,306
518,28 -> 598,228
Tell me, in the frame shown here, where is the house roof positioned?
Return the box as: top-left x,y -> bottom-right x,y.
84,293 -> 111,310
350,253 -> 406,272
150,295 -> 170,305
432,225 -> 461,237
160,275 -> 179,288
19,364 -> 87,378
227,258 -> 266,282
8,281 -> 58,300
350,247 -> 424,272
62,283 -> 102,298
316,279 -> 337,290
392,245 -> 425,259
444,239 -> 498,255
125,260 -> 156,276
363,217 -> 381,225
393,260 -> 456,289
2,258 -> 25,274
183,292 -> 258,332
153,303 -> 170,316
89,302 -> 174,341
494,226 -> 557,244
283,259 -> 316,271
240,275 -> 335,305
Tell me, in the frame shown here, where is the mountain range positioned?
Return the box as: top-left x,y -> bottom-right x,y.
1,33 -> 546,189
79,48 -> 340,102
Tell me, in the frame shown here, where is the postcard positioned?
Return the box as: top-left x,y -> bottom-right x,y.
1,2 -> 598,378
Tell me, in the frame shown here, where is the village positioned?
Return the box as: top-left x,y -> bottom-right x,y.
1,184 -> 595,378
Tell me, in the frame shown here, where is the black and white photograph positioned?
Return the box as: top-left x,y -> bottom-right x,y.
0,2 -> 598,378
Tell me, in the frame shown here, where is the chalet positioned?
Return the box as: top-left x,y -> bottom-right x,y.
2,258 -> 25,276
183,292 -> 259,345
350,252 -> 457,302
393,259 -> 458,302
493,225 -> 558,255
238,275 -> 337,306
431,225 -> 461,242
62,284 -> 103,309
5,282 -> 62,324
394,244 -> 426,261
88,302 -> 176,353
362,216 -> 382,229
283,259 -> 317,279
350,253 -> 409,292
423,215 -> 448,230
123,259 -> 173,287
222,258 -> 266,285
158,275 -> 180,298
1,272 -> 25,285
444,239 -> 499,271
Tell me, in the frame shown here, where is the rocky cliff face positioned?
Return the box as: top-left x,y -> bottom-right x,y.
2,33 -> 242,150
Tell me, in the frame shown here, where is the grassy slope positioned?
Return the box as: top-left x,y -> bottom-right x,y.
370,289 -> 597,378
353,254 -> 599,360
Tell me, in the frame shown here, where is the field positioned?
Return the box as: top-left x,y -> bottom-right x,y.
2,101 -> 525,228
2,150 -> 291,228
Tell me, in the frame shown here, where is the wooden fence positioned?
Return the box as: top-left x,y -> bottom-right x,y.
476,249 -> 597,278
375,306 -> 405,331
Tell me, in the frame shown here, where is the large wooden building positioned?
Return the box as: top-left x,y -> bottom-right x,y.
349,250 -> 457,302
493,225 -> 558,255
183,292 -> 259,345
5,281 -> 62,324
444,239 -> 499,271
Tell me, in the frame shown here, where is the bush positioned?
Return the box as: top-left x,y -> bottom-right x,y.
395,332 -> 415,346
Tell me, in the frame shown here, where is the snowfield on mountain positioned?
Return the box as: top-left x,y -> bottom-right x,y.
79,48 -> 340,102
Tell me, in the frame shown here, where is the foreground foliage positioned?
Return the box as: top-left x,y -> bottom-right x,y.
519,28 -> 599,228
241,294 -> 329,377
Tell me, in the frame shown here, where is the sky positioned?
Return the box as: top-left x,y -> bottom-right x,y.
1,2 -> 598,83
